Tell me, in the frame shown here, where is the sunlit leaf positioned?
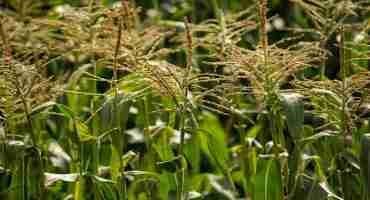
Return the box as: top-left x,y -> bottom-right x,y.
198,112 -> 229,172
281,93 -> 304,141
75,121 -> 96,142
44,173 -> 79,187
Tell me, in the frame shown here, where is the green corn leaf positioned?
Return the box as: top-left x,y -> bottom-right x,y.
246,124 -> 262,139
75,121 -> 97,142
318,182 -> 343,200
152,127 -> 175,162
0,167 -> 11,199
252,158 -> 283,200
184,131 -> 201,173
281,93 -> 304,141
25,147 -> 44,200
208,174 -> 236,200
361,134 -> 370,199
6,141 -> 26,200
157,156 -> 185,173
93,175 -> 118,200
300,131 -> 336,146
74,175 -> 95,200
48,139 -> 71,168
198,112 -> 229,172
30,101 -> 56,116
44,173 -> 79,187
56,103 -> 77,120
75,122 -> 98,173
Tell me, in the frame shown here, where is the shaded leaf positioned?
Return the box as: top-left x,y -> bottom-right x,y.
361,134 -> 370,199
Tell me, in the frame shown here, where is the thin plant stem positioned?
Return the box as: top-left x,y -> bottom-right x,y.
340,26 -> 347,137
176,16 -> 194,200
113,11 -> 127,200
179,17 -> 193,156
88,5 -> 100,178
211,0 -> 221,20
177,105 -> 186,200
320,40 -> 327,80
88,0 -> 94,12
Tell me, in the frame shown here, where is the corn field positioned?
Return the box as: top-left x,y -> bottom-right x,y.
0,0 -> 370,199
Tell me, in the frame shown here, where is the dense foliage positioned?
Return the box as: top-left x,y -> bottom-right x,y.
1,0 -> 370,199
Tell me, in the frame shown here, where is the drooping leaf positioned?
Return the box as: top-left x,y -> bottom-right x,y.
300,131 -> 336,146
318,181 -> 343,200
208,175 -> 236,200
30,101 -> 57,116
48,139 -> 71,168
44,173 -> 79,187
157,156 -> 185,173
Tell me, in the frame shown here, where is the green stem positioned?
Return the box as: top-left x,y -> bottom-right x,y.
152,0 -> 161,20
113,14 -> 127,200
22,153 -> 26,200
211,0 -> 220,20
88,0 -> 95,12
175,17 -> 194,200
176,106 -> 186,200
141,98 -> 151,151
152,0 -> 159,11
339,26 -> 350,141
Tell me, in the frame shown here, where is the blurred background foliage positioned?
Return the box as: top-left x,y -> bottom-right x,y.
1,0 -> 367,77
